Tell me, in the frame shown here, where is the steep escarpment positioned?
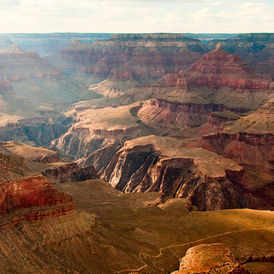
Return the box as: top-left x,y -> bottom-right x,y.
144,46 -> 273,113
137,98 -> 240,131
199,99 -> 274,209
0,44 -> 60,81
185,45 -> 272,91
42,162 -> 98,184
55,33 -> 206,82
208,33 -> 274,77
200,99 -> 274,167
0,117 -> 69,146
53,103 -> 144,160
0,148 -> 76,229
103,135 -> 246,211
0,175 -> 75,229
88,69 -> 140,97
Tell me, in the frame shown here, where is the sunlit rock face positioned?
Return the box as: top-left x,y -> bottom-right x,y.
0,175 -> 76,229
172,243 -> 247,274
102,135 -> 246,211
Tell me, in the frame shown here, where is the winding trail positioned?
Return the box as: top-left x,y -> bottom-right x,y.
114,226 -> 274,273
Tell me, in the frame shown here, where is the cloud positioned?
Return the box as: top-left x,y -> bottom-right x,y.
0,0 -> 273,33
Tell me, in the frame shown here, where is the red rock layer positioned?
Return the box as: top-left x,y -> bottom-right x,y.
56,34 -> 206,81
0,49 -> 61,82
200,133 -> 274,167
0,176 -> 76,229
185,48 -> 272,90
137,98 -> 238,129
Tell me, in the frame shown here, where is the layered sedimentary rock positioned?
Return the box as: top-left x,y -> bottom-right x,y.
88,69 -> 140,97
200,99 -> 274,167
42,162 -> 98,184
1,141 -> 59,163
103,135 -> 245,211
0,147 -> 76,229
55,34 -> 206,82
0,44 -> 60,81
137,98 -> 238,130
172,243 -> 247,274
185,45 -> 272,91
53,103 -> 144,160
0,175 -> 75,229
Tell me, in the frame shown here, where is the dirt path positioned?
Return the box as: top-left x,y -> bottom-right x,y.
115,226 -> 274,273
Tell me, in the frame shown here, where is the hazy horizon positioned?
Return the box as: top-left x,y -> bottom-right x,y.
0,0 -> 273,33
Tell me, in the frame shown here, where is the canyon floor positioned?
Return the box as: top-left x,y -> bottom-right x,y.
0,179 -> 272,273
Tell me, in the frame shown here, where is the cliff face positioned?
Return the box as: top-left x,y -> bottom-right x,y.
207,34 -> 274,76
55,34 -> 206,82
201,132 -> 274,167
185,47 -> 272,91
0,117 -> 68,146
53,103 -> 143,160
103,136 -> 246,211
0,175 -> 75,229
0,45 -> 61,81
0,149 -> 76,229
42,163 -> 98,184
200,99 -> 274,167
137,98 -> 236,130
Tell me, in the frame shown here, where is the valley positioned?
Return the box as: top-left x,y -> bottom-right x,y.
0,32 -> 273,273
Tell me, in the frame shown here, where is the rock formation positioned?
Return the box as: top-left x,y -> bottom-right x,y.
0,44 -> 61,81
172,243 -> 247,273
208,33 -> 274,78
0,175 -> 75,229
200,99 -> 274,167
55,33 -> 206,82
102,135 -> 245,211
0,146 -> 76,229
185,46 -> 272,91
0,117 -> 68,146
42,163 -> 98,184
53,103 -> 144,160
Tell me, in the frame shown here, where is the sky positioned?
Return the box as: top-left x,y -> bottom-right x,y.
0,0 -> 273,33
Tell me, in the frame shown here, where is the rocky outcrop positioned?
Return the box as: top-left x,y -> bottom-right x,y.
42,163 -> 98,184
200,99 -> 274,167
88,69 -> 140,97
76,142 -> 121,175
1,141 -> 59,163
172,243 -> 247,274
207,33 -> 274,65
103,136 -> 245,211
201,132 -> 274,167
0,175 -> 76,229
137,98 -> 239,130
185,45 -> 272,91
55,33 -> 206,82
0,117 -> 68,146
53,103 -> 143,160
0,45 -> 61,81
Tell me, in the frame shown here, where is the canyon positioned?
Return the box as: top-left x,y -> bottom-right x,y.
0,33 -> 273,273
